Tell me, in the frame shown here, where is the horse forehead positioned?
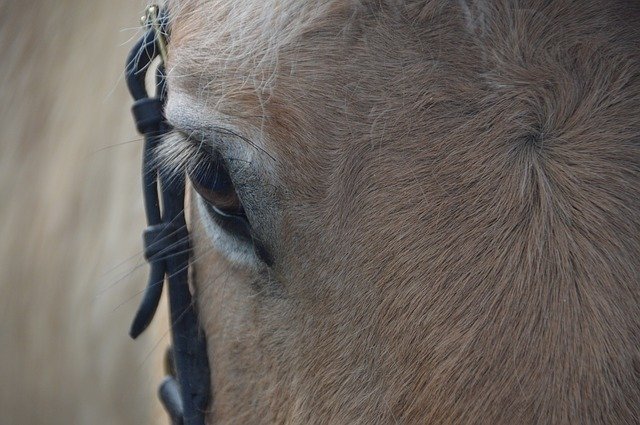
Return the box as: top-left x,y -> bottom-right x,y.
168,0 -> 345,61
166,0 -> 360,89
165,0 -> 366,162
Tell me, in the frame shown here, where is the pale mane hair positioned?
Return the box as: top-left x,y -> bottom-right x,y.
164,0 -> 639,424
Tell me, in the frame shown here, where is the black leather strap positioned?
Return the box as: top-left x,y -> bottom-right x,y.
124,9 -> 211,425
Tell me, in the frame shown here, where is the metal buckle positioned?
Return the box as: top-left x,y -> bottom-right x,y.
141,4 -> 168,64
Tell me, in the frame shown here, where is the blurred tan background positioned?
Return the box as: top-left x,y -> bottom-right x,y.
1,1 -> 166,423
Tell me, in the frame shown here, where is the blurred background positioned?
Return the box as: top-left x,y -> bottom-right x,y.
1,1 -> 167,423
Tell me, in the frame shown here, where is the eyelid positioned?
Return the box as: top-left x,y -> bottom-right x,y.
175,128 -> 217,156
155,129 -> 219,179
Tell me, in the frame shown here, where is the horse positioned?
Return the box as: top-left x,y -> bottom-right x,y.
161,0 -> 640,423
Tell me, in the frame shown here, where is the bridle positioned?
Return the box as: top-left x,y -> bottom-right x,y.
125,6 -> 211,425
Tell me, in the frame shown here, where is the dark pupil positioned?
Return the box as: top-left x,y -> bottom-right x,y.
188,158 -> 245,218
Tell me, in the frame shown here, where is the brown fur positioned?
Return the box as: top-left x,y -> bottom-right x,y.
166,0 -> 640,423
0,1 -> 165,423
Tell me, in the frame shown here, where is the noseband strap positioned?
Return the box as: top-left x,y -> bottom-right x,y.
124,6 -> 210,425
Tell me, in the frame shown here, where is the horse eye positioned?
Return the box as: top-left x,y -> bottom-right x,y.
189,161 -> 245,218
189,157 -> 272,264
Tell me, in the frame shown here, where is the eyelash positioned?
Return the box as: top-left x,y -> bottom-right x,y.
155,130 -> 213,181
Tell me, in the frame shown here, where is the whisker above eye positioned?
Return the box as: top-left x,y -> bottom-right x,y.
204,125 -> 276,162
163,105 -> 276,163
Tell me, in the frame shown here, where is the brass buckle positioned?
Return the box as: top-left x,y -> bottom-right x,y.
141,5 -> 168,64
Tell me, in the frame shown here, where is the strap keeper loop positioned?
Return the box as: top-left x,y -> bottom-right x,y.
132,98 -> 164,134
143,223 -> 173,262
